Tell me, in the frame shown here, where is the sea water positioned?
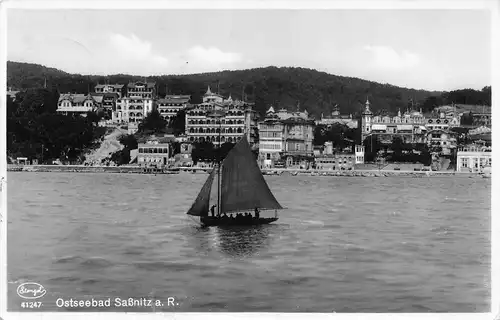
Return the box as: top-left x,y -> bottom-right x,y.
7,172 -> 490,312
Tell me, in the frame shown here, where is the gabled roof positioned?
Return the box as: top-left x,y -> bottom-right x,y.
158,95 -> 191,104
95,84 -> 124,89
59,93 -> 96,103
127,82 -> 155,89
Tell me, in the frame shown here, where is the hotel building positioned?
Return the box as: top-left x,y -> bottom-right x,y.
157,95 -> 191,122
472,111 -> 492,127
94,84 -> 125,115
56,93 -> 99,115
113,81 -> 157,123
425,129 -> 457,156
258,106 -> 315,168
456,144 -> 492,173
94,84 -> 125,98
316,104 -> 358,129
185,86 -> 255,146
361,99 -> 427,144
137,142 -> 171,168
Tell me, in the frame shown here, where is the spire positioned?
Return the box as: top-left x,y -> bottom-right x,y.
206,86 -> 212,95
365,98 -> 370,111
398,109 -> 401,117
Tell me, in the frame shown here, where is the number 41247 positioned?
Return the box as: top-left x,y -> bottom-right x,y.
21,301 -> 42,308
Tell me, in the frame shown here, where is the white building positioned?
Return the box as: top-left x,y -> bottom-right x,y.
113,97 -> 154,123
94,84 -> 125,98
456,145 -> 492,173
56,93 -> 99,115
185,86 -> 254,146
258,106 -> 315,168
355,145 -> 365,164
157,95 -> 191,122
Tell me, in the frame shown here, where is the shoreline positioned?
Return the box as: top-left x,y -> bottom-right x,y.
6,164 -> 489,178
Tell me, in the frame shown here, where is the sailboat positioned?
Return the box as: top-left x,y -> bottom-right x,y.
186,135 -> 284,226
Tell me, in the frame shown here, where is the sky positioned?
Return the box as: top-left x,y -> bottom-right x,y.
6,8 -> 492,91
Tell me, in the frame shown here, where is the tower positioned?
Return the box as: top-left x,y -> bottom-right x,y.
361,98 -> 373,143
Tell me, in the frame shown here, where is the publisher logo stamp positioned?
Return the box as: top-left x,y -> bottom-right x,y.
17,282 -> 47,300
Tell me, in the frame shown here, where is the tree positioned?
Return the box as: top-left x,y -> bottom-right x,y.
169,109 -> 186,135
6,88 -> 104,163
86,111 -> 102,124
363,134 -> 383,162
138,109 -> 168,134
215,142 -> 235,162
191,141 -> 215,164
170,142 -> 181,155
390,136 -> 405,159
118,134 -> 138,150
313,125 -> 327,146
460,112 -> 474,126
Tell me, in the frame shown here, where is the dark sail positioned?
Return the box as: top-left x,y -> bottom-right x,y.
220,135 -> 283,214
186,169 -> 216,216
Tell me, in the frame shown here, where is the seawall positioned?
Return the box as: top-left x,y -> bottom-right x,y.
6,164 -> 486,178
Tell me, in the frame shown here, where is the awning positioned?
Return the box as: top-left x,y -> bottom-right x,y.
397,125 -> 413,130
420,126 -> 427,130
371,124 -> 387,130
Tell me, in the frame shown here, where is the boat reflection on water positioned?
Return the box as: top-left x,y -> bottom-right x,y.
214,225 -> 274,258
187,221 -> 282,258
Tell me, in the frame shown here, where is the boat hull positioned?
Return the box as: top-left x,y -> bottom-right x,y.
200,216 -> 278,227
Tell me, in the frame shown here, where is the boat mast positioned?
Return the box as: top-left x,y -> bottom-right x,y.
208,109 -> 225,217
217,115 -> 222,216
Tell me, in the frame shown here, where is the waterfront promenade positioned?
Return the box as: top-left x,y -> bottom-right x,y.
6,164 -> 484,177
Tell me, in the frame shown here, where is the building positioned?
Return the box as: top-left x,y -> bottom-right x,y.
128,123 -> 139,135
137,142 -> 171,168
56,93 -> 99,115
113,97 -> 153,123
157,95 -> 191,122
6,87 -> 20,101
316,104 -> 358,129
126,81 -> 156,99
94,84 -> 125,98
456,144 -> 492,173
361,99 -> 427,144
258,106 -> 315,168
472,112 -> 492,127
112,81 -> 157,123
426,129 -> 457,156
469,126 -> 491,135
355,145 -> 365,164
313,142 -> 356,170
93,84 -> 125,117
425,111 -> 461,131
185,86 -> 255,146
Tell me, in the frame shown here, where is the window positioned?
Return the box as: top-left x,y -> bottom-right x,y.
461,158 -> 468,168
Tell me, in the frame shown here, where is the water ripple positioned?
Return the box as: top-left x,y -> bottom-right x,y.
6,172 -> 490,312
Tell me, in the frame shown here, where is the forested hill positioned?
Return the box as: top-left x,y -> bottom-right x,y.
7,61 -> 490,118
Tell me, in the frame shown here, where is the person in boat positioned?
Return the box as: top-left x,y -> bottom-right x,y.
229,214 -> 234,220
210,205 -> 216,217
254,207 -> 260,219
221,213 -> 228,220
236,213 -> 243,221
